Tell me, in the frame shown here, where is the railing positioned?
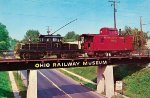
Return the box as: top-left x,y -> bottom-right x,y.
1,49 -> 150,60
132,49 -> 150,57
0,50 -> 17,59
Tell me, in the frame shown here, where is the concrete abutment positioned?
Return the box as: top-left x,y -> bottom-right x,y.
97,65 -> 115,98
27,70 -> 37,98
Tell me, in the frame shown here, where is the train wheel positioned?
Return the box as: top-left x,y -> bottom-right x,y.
39,53 -> 45,59
88,54 -> 96,58
22,53 -> 26,59
30,53 -> 42,59
23,53 -> 30,59
57,54 -> 61,58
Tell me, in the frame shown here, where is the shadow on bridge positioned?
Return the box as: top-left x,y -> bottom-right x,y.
114,63 -> 149,81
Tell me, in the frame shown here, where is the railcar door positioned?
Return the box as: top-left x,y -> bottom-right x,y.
81,36 -> 93,50
87,37 -> 93,50
52,37 -> 62,50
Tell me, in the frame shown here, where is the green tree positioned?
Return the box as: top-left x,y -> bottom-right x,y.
0,41 -> 8,50
22,30 -> 40,43
64,31 -> 79,42
75,34 -> 80,40
0,23 -> 10,51
9,37 -> 19,50
122,26 -> 148,49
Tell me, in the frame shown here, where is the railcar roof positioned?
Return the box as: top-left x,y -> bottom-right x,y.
80,34 -> 117,37
101,27 -> 118,31
80,34 -> 99,36
39,34 -> 63,38
80,34 -> 133,37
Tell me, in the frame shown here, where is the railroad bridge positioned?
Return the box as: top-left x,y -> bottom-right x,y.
0,53 -> 150,98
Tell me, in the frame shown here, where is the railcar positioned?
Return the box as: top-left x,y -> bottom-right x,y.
18,34 -> 81,59
80,28 -> 134,57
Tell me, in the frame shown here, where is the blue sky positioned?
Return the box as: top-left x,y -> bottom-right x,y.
0,0 -> 150,40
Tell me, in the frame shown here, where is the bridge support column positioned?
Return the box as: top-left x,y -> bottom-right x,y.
27,70 -> 37,98
147,63 -> 150,68
97,65 -> 114,98
97,66 -> 105,93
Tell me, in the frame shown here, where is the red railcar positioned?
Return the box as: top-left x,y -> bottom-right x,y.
80,28 -> 134,56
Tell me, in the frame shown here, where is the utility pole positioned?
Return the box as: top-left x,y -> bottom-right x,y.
140,16 -> 143,32
140,16 -> 144,49
109,0 -> 120,28
139,16 -> 150,49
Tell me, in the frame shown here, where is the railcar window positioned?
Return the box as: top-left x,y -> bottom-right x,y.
100,30 -> 102,34
52,38 -> 60,42
59,39 -> 61,42
91,39 -> 93,42
88,43 -> 90,49
109,30 -> 118,34
40,38 -> 43,42
81,37 -> 84,44
109,30 -> 112,34
88,37 -> 93,42
101,38 -> 104,43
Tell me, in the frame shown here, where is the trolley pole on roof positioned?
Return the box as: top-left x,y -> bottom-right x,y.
108,0 -> 120,29
46,26 -> 51,35
51,18 -> 77,35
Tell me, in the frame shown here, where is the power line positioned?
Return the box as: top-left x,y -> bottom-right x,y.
108,0 -> 120,28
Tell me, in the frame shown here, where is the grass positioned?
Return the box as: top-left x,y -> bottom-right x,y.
58,65 -> 150,98
58,66 -> 97,90
0,72 -> 14,98
65,66 -> 97,82
13,72 -> 27,98
58,68 -> 97,90
123,68 -> 150,98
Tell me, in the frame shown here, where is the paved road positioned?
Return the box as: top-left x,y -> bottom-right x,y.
21,69 -> 105,98
37,69 -> 105,98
